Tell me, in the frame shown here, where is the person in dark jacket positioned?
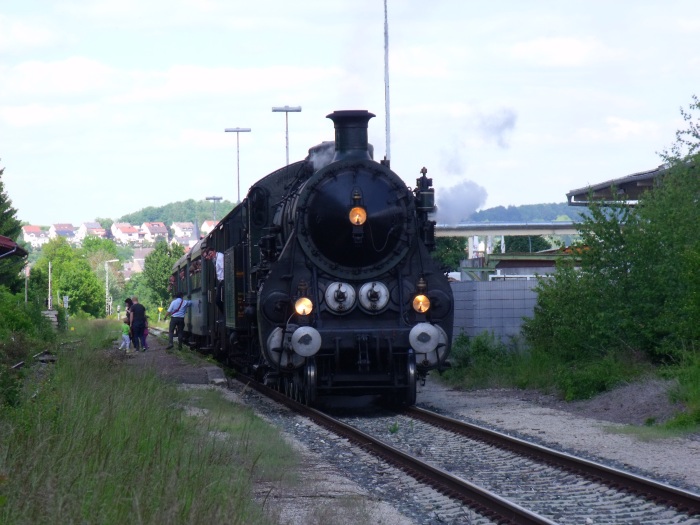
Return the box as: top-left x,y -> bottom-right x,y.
129,296 -> 147,351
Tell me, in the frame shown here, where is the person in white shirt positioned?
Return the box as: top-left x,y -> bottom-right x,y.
164,292 -> 192,350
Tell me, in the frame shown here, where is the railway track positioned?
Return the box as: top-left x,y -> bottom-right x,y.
232,374 -> 700,524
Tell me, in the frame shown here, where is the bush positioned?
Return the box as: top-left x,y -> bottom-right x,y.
443,331 -> 515,388
660,347 -> 700,428
0,287 -> 56,344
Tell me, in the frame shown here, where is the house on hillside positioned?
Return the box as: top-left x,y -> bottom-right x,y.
200,220 -> 217,236
111,223 -> 141,245
48,224 -> 76,243
75,222 -> 107,243
170,236 -> 197,250
141,222 -> 168,243
122,247 -> 155,280
22,225 -> 49,248
169,222 -> 197,248
171,222 -> 194,238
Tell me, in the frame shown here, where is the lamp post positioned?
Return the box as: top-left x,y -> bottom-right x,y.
105,259 -> 119,317
224,127 -> 251,203
206,196 -> 222,221
272,106 -> 301,165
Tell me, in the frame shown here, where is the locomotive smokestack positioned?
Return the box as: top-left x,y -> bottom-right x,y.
326,110 -> 375,162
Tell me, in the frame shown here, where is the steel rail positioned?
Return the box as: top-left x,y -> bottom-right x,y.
233,375 -> 556,525
406,406 -> 700,516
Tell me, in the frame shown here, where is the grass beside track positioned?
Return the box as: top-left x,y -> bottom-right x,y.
0,320 -> 296,525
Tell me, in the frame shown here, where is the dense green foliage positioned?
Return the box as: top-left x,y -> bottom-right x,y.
82,236 -> 119,259
117,198 -> 234,229
433,237 -> 467,271
142,241 -> 185,305
0,166 -> 24,293
28,237 -> 106,317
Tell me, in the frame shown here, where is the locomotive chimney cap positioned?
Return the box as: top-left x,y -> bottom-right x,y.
326,109 -> 376,120
326,110 -> 376,162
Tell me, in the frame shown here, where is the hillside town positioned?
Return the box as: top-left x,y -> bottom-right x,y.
21,219 -> 219,279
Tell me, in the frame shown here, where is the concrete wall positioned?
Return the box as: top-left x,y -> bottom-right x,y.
450,280 -> 539,343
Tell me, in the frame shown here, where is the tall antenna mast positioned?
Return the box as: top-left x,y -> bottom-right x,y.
383,0 -> 391,167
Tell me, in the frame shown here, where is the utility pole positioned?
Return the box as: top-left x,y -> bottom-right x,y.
272,106 -> 302,165
224,127 -> 252,203
206,196 -> 222,221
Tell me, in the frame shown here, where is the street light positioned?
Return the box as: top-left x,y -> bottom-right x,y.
272,106 -> 301,166
224,127 -> 251,203
105,259 -> 119,317
206,196 -> 222,221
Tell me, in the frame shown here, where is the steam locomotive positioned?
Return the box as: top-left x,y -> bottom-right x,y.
171,110 -> 453,405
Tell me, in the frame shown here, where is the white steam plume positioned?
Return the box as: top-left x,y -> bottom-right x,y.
436,180 -> 488,225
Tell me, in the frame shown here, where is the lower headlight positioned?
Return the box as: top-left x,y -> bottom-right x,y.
295,297 -> 313,315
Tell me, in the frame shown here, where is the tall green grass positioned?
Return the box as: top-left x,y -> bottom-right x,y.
0,319 -> 294,525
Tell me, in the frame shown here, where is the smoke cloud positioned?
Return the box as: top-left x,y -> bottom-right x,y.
435,180 -> 488,225
308,142 -> 335,171
478,108 -> 517,148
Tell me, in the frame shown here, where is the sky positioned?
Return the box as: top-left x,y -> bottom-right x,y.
2,1 -> 699,226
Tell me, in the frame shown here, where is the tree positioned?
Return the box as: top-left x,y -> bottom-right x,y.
58,259 -> 104,317
28,237 -> 105,317
432,237 -> 467,271
117,199 -> 234,228
0,163 -> 25,292
523,96 -> 700,365
660,94 -> 700,162
94,217 -> 114,232
123,273 -> 158,314
142,241 -> 184,306
81,237 -> 118,259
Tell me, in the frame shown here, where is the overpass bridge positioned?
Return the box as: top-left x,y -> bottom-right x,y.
435,221 -> 579,237
435,222 -> 579,259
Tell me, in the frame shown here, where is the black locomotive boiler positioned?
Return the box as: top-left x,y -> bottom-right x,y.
172,110 -> 453,405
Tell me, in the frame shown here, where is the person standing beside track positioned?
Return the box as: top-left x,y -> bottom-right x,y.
164,292 -> 192,350
124,297 -> 135,350
129,296 -> 147,352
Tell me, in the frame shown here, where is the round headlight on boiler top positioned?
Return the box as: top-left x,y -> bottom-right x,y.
294,297 -> 314,316
349,206 -> 367,225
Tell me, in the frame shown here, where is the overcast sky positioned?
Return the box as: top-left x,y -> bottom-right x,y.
2,0 -> 699,226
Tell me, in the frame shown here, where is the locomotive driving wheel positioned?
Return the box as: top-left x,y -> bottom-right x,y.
406,349 -> 417,406
303,358 -> 317,405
